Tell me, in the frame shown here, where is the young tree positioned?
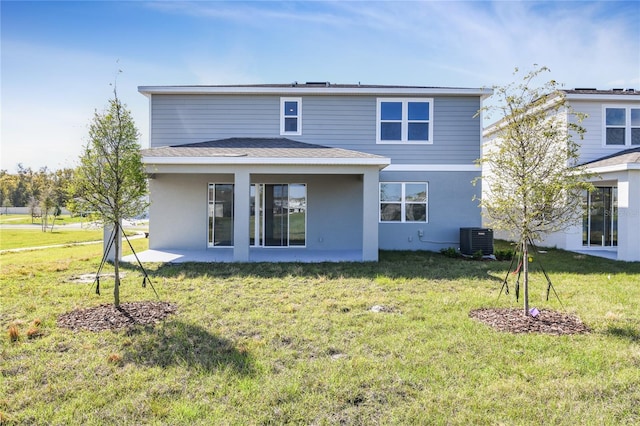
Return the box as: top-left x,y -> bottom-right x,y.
39,185 -> 55,232
72,89 -> 147,307
478,65 -> 594,316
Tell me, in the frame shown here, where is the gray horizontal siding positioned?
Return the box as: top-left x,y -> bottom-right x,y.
151,95 -> 279,147
570,99 -> 640,164
150,94 -> 482,164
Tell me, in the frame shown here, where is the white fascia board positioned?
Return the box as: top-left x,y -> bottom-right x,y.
142,156 -> 391,167
138,86 -> 493,97
384,164 -> 480,172
587,163 -> 640,174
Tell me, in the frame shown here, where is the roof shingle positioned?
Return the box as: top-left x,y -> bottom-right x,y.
142,137 -> 387,160
582,147 -> 640,168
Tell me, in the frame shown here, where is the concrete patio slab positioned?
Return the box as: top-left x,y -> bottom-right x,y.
123,248 -> 364,263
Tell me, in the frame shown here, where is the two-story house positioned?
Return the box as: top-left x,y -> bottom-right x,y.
135,83 -> 492,262
483,88 -> 640,261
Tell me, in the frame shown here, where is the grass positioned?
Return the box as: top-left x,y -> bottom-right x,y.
0,214 -> 94,226
0,229 -> 108,250
0,226 -> 144,251
1,238 -> 640,424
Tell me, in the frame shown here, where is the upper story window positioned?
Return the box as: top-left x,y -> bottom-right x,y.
281,97 -> 302,136
604,106 -> 640,146
377,98 -> 433,144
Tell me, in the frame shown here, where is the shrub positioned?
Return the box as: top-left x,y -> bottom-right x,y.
440,247 -> 459,258
495,249 -> 514,261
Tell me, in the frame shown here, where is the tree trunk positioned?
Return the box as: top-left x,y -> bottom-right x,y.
113,222 -> 121,307
523,239 -> 529,316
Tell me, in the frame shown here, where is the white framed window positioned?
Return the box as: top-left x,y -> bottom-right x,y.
379,182 -> 428,223
377,98 -> 433,144
604,106 -> 640,146
280,97 -> 302,136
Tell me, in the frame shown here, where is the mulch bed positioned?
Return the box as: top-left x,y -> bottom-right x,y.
469,308 -> 590,335
57,301 -> 177,332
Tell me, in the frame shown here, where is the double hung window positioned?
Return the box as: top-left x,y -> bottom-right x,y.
281,97 -> 302,135
377,98 -> 432,143
379,182 -> 428,222
604,106 -> 640,146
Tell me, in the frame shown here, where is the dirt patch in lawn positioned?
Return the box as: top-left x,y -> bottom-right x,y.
66,272 -> 126,284
57,301 -> 177,332
470,308 -> 590,335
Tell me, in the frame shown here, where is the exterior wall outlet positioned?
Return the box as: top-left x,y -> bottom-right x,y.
417,229 -> 424,237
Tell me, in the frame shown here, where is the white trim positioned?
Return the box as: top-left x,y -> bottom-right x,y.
143,156 -> 390,166
147,95 -> 153,149
139,85 -> 493,97
379,182 -> 429,223
384,164 -> 479,172
376,98 -> 433,144
587,163 -> 640,174
280,97 -> 302,136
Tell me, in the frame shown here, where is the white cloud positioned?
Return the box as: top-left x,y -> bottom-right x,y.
2,1 -> 637,172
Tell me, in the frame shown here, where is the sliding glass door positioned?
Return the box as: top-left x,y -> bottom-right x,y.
265,184 -> 289,246
582,187 -> 617,247
208,183 -> 234,247
250,184 -> 306,247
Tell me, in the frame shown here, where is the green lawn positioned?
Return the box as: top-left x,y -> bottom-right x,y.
1,241 -> 640,424
0,229 -> 107,250
0,228 -> 143,251
0,214 -> 94,226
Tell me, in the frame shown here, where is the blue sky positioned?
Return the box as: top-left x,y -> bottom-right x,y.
2,0 -> 639,172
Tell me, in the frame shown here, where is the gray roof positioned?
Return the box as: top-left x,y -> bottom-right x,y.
582,147 -> 640,169
139,84 -> 492,98
142,82 -> 475,90
562,88 -> 639,96
142,137 -> 388,161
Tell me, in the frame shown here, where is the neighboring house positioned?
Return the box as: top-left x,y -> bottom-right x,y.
138,83 -> 492,262
483,88 -> 640,261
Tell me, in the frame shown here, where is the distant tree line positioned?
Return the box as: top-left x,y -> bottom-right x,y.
0,165 -> 75,228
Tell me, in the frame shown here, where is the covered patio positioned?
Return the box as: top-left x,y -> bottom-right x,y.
140,138 -> 390,263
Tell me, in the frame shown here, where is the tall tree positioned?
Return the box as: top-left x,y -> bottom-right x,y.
72,89 -> 147,307
478,65 -> 594,315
